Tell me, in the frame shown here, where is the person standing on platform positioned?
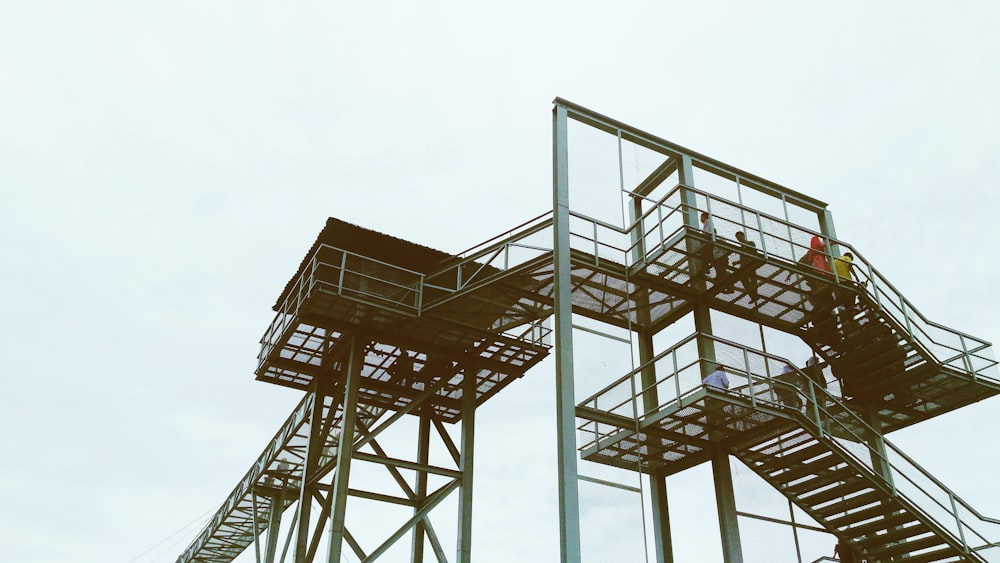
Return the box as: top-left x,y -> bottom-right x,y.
702,363 -> 730,390
734,230 -> 761,305
809,234 -> 832,274
698,211 -> 724,278
804,355 -> 827,392
702,363 -> 730,441
774,364 -> 803,410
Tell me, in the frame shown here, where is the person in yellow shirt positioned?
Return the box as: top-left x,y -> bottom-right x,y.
834,251 -> 855,283
834,251 -> 859,317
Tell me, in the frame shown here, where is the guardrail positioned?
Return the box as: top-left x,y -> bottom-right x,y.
258,244 -> 426,370
626,184 -> 997,382
577,333 -> 1000,560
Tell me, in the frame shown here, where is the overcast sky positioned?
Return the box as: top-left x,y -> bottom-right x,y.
2,2 -> 999,562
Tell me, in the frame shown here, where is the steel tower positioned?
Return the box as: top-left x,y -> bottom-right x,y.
174,99 -> 1000,563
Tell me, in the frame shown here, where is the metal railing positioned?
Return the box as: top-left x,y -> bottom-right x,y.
258,244 -> 426,369
577,333 -> 1000,560
625,183 -> 997,382
422,212 -> 554,303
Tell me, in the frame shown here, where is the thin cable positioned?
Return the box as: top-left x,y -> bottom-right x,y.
127,504 -> 218,562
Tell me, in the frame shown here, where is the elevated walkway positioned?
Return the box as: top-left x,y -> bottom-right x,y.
576,334 -> 1000,562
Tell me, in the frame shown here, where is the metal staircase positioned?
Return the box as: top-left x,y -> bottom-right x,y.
576,334 -> 1000,562
633,184 -> 998,431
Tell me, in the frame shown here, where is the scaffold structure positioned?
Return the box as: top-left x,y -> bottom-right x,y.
174,99 -> 1000,563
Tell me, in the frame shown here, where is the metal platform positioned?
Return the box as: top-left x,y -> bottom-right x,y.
576,334 -> 1000,561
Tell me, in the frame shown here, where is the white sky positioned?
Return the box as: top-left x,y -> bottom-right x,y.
2,2 -> 999,562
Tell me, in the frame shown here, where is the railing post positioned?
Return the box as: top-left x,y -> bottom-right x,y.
657,204 -> 665,252
950,492 -> 970,553
900,300 -> 914,336
755,212 -> 768,259
673,348 -> 682,408
959,334 -> 976,377
808,380 -> 822,439
337,251 -> 347,296
416,274 -> 424,315
743,348 -> 755,410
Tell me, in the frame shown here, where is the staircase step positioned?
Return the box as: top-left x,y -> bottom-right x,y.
784,466 -> 859,496
898,545 -> 967,563
771,453 -> 841,483
835,505 -> 915,536
852,518 -> 931,546
867,531 -> 951,559
754,442 -> 828,471
811,488 -> 883,518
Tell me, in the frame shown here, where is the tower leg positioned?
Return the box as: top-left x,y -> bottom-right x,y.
411,409 -> 431,563
264,488 -> 284,563
456,368 -> 476,562
711,444 -> 743,563
552,101 -> 582,563
295,386 -> 327,562
326,337 -> 364,562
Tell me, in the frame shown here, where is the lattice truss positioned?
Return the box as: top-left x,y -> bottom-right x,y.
178,355 -> 481,563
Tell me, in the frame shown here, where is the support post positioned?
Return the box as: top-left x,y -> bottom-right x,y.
552,101 -> 583,563
680,155 -> 741,562
711,443 -> 743,563
863,413 -> 894,487
326,337 -> 364,563
264,487 -> 284,563
640,330 -> 672,563
295,386 -> 327,562
411,408 -> 431,563
456,368 -> 476,562
678,155 -> 716,371
630,179 -> 674,563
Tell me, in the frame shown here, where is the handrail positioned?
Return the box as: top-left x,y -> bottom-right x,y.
577,333 -> 1000,557
630,183 -> 996,381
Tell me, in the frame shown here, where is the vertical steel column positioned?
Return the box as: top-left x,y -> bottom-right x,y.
641,332 -> 672,563
862,413 -> 894,486
680,155 -> 741,563
677,155 -> 716,369
629,183 -> 674,563
326,337 -> 364,563
711,443 -> 743,563
817,208 -> 837,242
264,488 -> 285,563
411,408 -> 431,563
295,386 -> 326,562
552,102 -> 583,563
456,368 -> 476,562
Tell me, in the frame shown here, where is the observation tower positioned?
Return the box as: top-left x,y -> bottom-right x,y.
174,99 -> 1000,562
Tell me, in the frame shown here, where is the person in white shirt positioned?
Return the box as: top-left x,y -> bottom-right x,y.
703,364 -> 730,390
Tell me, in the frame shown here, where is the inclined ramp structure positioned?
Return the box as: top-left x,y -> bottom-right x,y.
175,99 -> 1000,563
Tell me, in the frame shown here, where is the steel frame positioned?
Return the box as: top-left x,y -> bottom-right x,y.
174,98 -> 999,563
